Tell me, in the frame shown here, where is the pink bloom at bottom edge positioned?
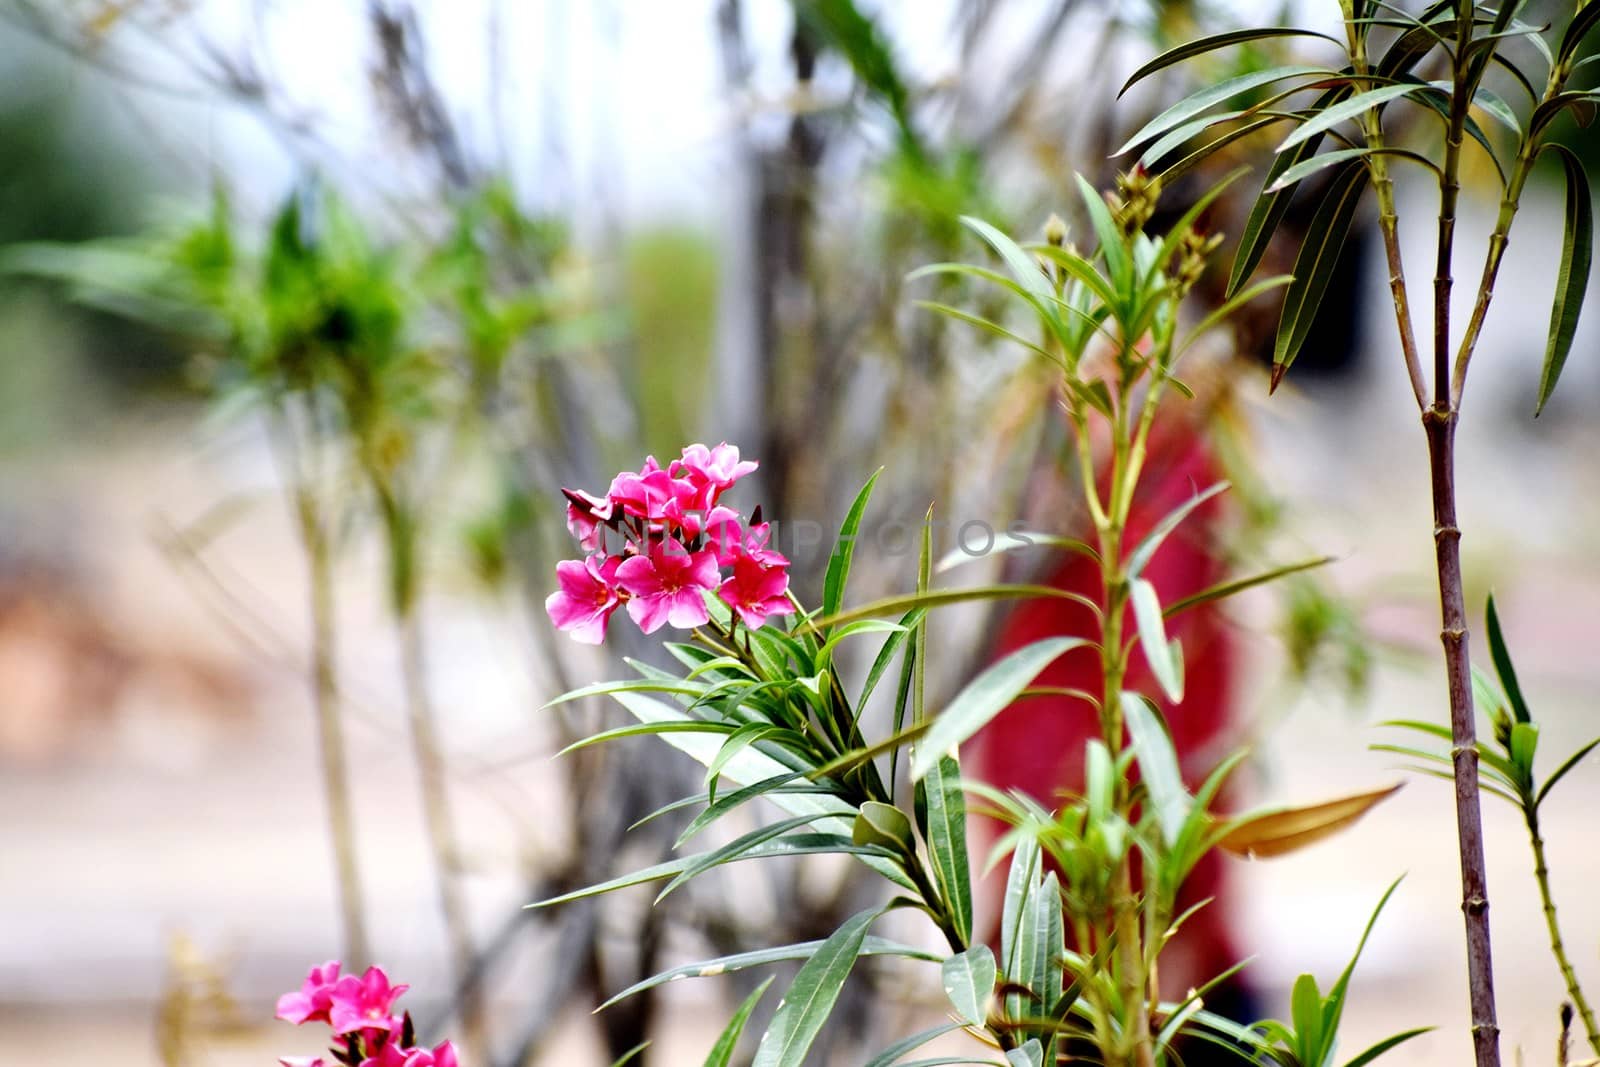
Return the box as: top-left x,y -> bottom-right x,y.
276,960 -> 343,1026
361,1039 -> 461,1067
616,544 -> 719,633
279,1058 -> 327,1067
545,555 -> 622,644
718,554 -> 791,629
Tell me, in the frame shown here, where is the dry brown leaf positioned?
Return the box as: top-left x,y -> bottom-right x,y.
1215,783 -> 1403,859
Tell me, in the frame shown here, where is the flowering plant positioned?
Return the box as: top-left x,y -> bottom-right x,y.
534,173 -> 1421,1067
274,962 -> 459,1067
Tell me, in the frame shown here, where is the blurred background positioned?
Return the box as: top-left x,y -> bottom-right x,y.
1,1 -> 1598,1065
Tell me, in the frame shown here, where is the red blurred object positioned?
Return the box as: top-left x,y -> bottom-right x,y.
966,419 -> 1243,999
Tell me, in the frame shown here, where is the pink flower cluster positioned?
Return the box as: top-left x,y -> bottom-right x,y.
546,443 -> 792,643
275,961 -> 458,1067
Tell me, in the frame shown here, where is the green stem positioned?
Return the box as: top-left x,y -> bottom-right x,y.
1452,58 -> 1569,405
1527,809 -> 1600,1058
1343,1 -> 1428,410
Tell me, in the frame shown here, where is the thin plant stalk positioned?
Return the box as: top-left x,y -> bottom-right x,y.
372,481 -> 481,1048
1526,801 -> 1600,1057
277,408 -> 371,966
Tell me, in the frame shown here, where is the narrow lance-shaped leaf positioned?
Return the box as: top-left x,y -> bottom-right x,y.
1162,555 -> 1335,619
1126,482 -> 1229,579
1273,160 -> 1369,390
1227,94 -> 1343,296
613,692 -> 916,890
598,936 -> 939,1012
702,977 -> 773,1067
1277,83 -> 1422,153
1484,593 -> 1531,724
1216,783 -> 1402,858
1006,1039 -> 1045,1067
1130,578 -> 1184,703
1114,65 -> 1332,157
823,468 -> 884,618
1123,693 -> 1190,847
918,752 -> 974,944
1535,145 -> 1592,415
752,907 -> 881,1067
861,1021 -> 970,1067
910,636 -> 1087,780
1118,28 -> 1341,95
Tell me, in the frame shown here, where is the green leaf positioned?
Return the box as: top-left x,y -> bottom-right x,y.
935,532 -> 1098,574
599,937 -> 939,1012
1075,173 -> 1131,294
753,907 -> 880,1067
958,216 -> 1059,308
811,583 -> 1099,631
1118,28 -> 1340,96
1484,594 -> 1531,724
1273,160 -> 1369,388
545,677 -> 708,710
854,801 -> 917,853
1509,722 -> 1540,782
1266,147 -> 1382,193
1227,99 -> 1342,296
1537,736 -> 1600,808
529,854 -> 700,909
607,1042 -> 649,1066
1115,65 -> 1332,157
1130,579 -> 1183,702
1535,144 -> 1592,415
910,636 -> 1087,780
862,1022 -> 969,1067
823,468 -> 884,619
1472,87 -> 1522,136
1032,870 -> 1064,1014
1341,1027 -> 1435,1067
941,945 -> 997,1027
1000,836 -> 1041,989
914,301 -> 1056,361
1126,482 -> 1229,579
706,724 -> 794,798
702,977 -> 774,1067
860,608 -> 922,712
819,619 -> 908,663
656,813 -> 862,901
1560,1 -> 1600,65
1005,1039 -> 1044,1067
1123,693 -> 1190,847
676,772 -> 832,847
1278,84 -> 1423,152
1290,972 -> 1324,1063
918,753 -> 974,944
1162,555 -> 1335,618
614,692 -> 917,890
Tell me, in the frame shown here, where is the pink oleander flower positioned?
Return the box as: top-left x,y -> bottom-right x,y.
718,553 -> 792,629
276,960 -> 344,1026
362,1040 -> 460,1067
328,966 -> 410,1036
616,543 -> 719,633
703,506 -> 786,568
676,442 -> 757,505
608,457 -> 679,521
279,1058 -> 328,1067
545,555 -> 623,645
563,489 -> 614,553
